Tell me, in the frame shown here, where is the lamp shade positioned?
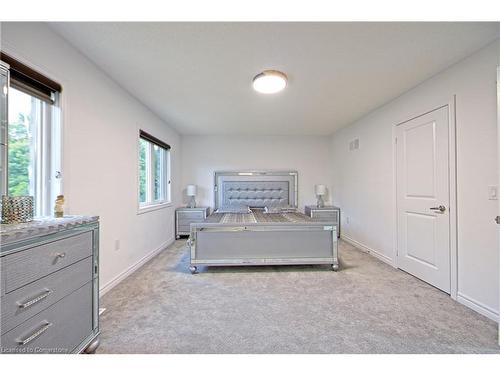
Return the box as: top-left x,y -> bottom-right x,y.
186,185 -> 197,197
315,184 -> 327,196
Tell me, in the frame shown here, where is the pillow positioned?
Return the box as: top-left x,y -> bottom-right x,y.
264,206 -> 282,214
215,204 -> 251,214
264,205 -> 296,214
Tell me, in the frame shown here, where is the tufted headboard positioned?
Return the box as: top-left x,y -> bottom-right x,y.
214,171 -> 298,210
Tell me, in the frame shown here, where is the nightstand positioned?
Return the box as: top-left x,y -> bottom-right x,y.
304,205 -> 340,238
175,207 -> 210,239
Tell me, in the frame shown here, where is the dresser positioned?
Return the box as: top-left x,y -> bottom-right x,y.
175,207 -> 210,239
305,205 -> 341,238
0,216 -> 100,354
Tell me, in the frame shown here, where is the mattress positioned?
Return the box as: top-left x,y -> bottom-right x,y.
203,209 -> 328,225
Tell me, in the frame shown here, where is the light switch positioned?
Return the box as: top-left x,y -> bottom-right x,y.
488,185 -> 498,200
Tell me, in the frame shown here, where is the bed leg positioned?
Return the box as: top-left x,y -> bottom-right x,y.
331,261 -> 339,272
83,337 -> 100,354
189,265 -> 198,274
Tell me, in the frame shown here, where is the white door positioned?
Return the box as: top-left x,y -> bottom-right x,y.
396,105 -> 451,293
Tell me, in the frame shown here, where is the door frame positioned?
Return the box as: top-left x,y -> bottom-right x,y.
392,96 -> 458,299
496,66 -> 500,340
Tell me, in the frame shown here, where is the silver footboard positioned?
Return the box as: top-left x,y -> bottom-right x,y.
188,222 -> 339,273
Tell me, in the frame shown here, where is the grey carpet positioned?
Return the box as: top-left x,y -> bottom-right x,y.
96,240 -> 500,354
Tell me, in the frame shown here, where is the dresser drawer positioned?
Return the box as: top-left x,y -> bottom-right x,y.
311,210 -> 339,222
177,211 -> 205,220
177,217 -> 205,227
1,257 -> 93,334
178,218 -> 205,233
1,231 -> 93,293
0,282 -> 93,354
177,225 -> 195,233
177,225 -> 191,233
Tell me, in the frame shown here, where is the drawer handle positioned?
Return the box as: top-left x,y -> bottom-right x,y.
16,321 -> 52,346
54,252 -> 66,259
17,289 -> 53,309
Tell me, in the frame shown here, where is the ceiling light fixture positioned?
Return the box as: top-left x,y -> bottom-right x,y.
252,70 -> 287,94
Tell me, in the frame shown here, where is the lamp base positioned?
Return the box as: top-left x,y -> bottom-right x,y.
316,196 -> 325,208
188,196 -> 196,209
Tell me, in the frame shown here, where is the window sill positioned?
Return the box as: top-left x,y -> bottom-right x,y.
137,201 -> 173,215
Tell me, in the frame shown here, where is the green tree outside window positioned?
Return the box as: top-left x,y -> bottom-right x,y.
8,113 -> 31,196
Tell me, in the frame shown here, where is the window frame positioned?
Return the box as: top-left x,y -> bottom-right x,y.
7,86 -> 62,218
2,52 -> 63,219
137,130 -> 171,214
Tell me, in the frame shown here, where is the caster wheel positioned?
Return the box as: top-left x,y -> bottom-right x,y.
332,264 -> 339,272
189,265 -> 198,274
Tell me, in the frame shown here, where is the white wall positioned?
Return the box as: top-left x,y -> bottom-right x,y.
1,22 -> 182,293
181,135 -> 332,210
331,39 -> 500,321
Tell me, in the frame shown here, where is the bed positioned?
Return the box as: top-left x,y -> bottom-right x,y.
188,171 -> 339,273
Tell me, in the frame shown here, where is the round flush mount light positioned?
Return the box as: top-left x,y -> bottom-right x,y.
252,70 -> 288,94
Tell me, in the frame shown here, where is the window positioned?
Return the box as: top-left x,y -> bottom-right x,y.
138,130 -> 171,211
2,53 -> 62,217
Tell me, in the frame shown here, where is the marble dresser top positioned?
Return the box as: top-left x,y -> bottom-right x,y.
1,215 -> 99,247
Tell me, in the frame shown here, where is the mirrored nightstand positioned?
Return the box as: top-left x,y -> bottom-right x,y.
304,205 -> 340,238
175,207 -> 210,239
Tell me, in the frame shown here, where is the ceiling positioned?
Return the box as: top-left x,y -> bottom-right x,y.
49,22 -> 500,135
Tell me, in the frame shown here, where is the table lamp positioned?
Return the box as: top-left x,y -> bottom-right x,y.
315,184 -> 327,208
186,184 -> 197,208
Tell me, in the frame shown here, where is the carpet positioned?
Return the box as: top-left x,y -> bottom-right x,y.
96,240 -> 499,353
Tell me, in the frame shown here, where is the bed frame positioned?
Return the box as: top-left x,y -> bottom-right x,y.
188,171 -> 339,273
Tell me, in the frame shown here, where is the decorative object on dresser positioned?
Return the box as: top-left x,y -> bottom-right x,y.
314,184 -> 327,208
54,195 -> 65,218
175,206 -> 209,239
305,205 -> 341,238
1,196 -> 34,224
0,216 -> 100,354
186,184 -> 197,208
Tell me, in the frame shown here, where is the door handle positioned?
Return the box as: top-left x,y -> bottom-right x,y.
430,205 -> 446,213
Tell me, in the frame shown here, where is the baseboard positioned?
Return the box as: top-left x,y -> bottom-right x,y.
99,237 -> 175,297
341,234 -> 396,267
457,292 -> 499,323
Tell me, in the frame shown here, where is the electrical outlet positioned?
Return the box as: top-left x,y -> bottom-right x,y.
346,216 -> 350,224
114,239 -> 120,251
349,138 -> 360,151
488,185 -> 498,200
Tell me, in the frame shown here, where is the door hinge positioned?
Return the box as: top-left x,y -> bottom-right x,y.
495,216 -> 500,225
